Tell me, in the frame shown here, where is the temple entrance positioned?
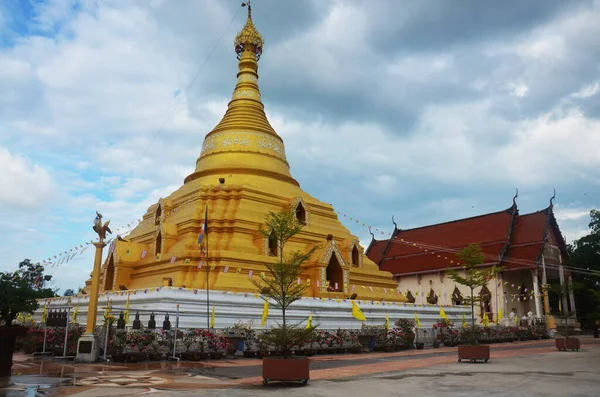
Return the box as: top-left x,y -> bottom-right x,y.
104,255 -> 115,291
479,285 -> 492,319
326,254 -> 343,292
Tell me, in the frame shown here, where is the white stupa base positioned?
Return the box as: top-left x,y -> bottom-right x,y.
35,287 -> 469,330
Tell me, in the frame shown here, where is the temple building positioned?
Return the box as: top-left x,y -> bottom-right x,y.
366,193 -> 575,326
85,4 -> 405,303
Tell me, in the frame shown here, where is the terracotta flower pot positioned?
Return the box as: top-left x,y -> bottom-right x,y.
243,350 -> 256,358
457,344 -> 490,363
0,326 -> 27,377
112,354 -> 126,363
262,356 -> 310,385
210,352 -> 223,359
555,337 -> 580,351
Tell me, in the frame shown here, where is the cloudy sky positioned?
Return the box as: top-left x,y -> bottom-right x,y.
1,0 -> 599,293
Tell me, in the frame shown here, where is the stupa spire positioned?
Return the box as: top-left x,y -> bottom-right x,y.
185,1 -> 298,186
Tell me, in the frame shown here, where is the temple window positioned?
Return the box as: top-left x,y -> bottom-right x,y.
405,290 -> 416,304
452,287 -> 463,306
351,245 -> 360,267
268,232 -> 278,256
155,231 -> 162,255
326,254 -> 343,292
154,203 -> 162,226
295,202 -> 306,225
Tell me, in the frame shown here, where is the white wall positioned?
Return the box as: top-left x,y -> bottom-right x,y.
33,286 -> 470,330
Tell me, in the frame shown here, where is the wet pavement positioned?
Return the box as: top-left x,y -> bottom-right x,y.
1,337 -> 599,396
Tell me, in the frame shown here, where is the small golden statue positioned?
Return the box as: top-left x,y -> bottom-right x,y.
93,211 -> 112,243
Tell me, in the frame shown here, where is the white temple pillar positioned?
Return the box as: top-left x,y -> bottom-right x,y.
558,265 -> 569,315
532,270 -> 542,319
568,275 -> 576,318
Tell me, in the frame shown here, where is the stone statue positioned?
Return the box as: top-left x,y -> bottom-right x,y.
117,312 -> 125,329
507,311 -> 516,327
163,313 -> 171,330
148,313 -> 156,329
526,311 -> 534,326
92,211 -> 112,243
133,312 -> 141,330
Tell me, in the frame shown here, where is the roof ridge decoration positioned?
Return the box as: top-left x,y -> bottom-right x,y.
499,189 -> 520,265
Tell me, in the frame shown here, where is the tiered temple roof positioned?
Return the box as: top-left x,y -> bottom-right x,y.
366,195 -> 568,276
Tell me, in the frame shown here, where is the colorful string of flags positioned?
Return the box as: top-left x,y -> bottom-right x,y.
35,204 -> 396,268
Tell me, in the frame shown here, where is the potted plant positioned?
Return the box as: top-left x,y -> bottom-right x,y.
111,329 -> 127,362
395,318 -> 416,346
551,283 -> 581,351
252,210 -> 318,386
208,332 -> 229,359
0,259 -> 55,377
447,244 -> 498,363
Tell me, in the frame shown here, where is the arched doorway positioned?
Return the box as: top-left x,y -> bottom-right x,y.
351,245 -> 360,267
155,231 -> 162,255
479,285 -> 492,319
104,255 -> 115,291
295,202 -> 306,225
268,232 -> 278,256
326,253 -> 343,292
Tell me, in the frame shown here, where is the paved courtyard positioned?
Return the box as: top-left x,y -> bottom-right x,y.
2,337 -> 599,397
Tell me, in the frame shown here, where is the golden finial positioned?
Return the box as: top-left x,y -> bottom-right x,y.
235,1 -> 264,60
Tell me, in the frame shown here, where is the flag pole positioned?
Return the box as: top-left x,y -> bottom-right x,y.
205,205 -> 210,330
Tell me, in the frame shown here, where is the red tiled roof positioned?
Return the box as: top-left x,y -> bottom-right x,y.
375,209 -> 514,274
365,239 -> 389,265
369,204 -> 566,276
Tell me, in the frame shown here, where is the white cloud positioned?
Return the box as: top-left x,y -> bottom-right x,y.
0,147 -> 55,210
1,0 -> 599,293
571,82 -> 599,98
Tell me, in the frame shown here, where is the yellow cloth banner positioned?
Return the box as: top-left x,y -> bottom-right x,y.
414,313 -> 421,327
261,301 -> 268,327
482,311 -> 490,327
210,304 -> 216,328
462,314 -> 467,328
514,313 -> 519,325
497,308 -> 503,324
385,313 -> 390,330
124,293 -> 130,325
42,305 -> 48,324
439,306 -> 449,321
306,312 -> 312,329
351,301 -> 366,321
72,304 -> 79,323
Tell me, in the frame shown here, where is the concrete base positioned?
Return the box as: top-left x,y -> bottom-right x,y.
75,334 -> 100,363
34,286 -> 470,330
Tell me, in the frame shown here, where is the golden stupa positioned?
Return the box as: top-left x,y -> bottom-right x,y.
87,4 -> 406,302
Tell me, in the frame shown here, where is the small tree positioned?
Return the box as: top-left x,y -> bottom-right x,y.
549,281 -> 581,339
252,210 -> 318,357
446,244 -> 498,344
0,259 -> 55,327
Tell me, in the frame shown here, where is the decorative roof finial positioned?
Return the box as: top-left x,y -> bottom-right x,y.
512,188 -> 519,207
550,188 -> 556,208
235,1 -> 264,60
368,226 -> 375,241
392,215 -> 398,231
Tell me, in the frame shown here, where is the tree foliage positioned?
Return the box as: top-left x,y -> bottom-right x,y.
0,259 -> 55,327
253,210 -> 317,357
446,244 -> 498,344
566,209 -> 600,329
